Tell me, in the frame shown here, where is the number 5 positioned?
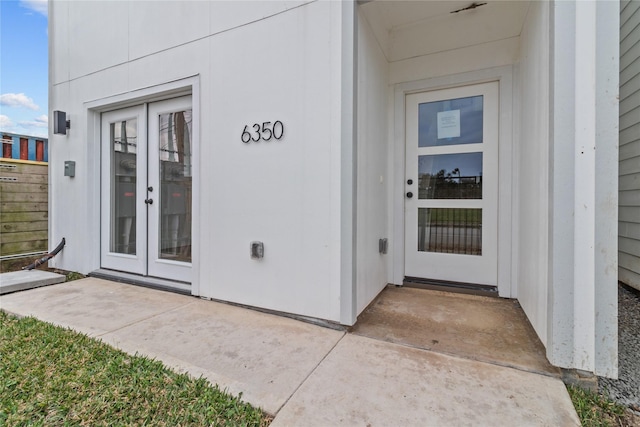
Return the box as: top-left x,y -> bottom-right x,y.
261,122 -> 272,141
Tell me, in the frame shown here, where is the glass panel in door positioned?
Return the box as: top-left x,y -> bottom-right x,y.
110,118 -> 138,255
158,110 -> 192,262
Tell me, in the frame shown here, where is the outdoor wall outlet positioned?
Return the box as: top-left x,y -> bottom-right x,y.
250,241 -> 264,259
379,238 -> 388,254
64,160 -> 75,177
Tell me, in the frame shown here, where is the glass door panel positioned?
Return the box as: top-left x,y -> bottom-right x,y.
418,208 -> 482,255
418,153 -> 483,200
158,110 -> 192,262
110,118 -> 138,255
418,95 -> 484,147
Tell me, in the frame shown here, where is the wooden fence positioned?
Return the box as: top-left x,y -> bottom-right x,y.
0,159 -> 48,270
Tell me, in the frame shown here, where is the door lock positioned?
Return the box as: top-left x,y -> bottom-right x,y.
147,186 -> 153,192
144,198 -> 153,205
406,192 -> 413,199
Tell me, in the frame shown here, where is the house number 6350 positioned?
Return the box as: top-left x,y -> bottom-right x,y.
241,121 -> 284,143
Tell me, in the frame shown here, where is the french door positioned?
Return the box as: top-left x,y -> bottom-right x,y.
404,82 -> 498,286
100,96 -> 193,283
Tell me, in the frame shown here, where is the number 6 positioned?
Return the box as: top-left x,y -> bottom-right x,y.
241,125 -> 251,143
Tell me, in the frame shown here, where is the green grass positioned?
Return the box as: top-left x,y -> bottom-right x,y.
567,385 -> 626,427
0,311 -> 270,426
64,271 -> 85,282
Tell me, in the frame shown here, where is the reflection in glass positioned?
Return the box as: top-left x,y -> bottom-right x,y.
110,119 -> 138,254
418,153 -> 483,199
418,95 -> 483,147
418,208 -> 482,255
158,110 -> 192,262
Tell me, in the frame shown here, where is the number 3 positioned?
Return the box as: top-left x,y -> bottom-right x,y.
252,124 -> 261,142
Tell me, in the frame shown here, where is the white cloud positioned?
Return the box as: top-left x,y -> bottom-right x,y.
0,93 -> 40,111
0,115 -> 15,128
20,0 -> 48,17
19,114 -> 49,128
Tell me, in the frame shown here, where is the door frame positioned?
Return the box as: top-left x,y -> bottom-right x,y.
84,76 -> 201,295
392,66 -> 515,297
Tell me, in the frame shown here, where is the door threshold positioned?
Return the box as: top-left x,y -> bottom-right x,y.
89,269 -> 191,295
403,276 -> 498,298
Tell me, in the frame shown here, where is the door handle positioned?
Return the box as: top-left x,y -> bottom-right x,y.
145,198 -> 153,205
406,192 -> 413,199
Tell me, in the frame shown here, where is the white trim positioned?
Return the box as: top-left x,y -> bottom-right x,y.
339,0 -> 358,325
392,65 -> 514,297
85,75 -> 201,296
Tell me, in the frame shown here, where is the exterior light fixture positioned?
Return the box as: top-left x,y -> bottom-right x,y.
53,110 -> 70,135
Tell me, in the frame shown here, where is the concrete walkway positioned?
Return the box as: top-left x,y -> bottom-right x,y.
0,278 -> 579,426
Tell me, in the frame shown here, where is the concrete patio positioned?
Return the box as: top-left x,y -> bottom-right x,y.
0,277 -> 579,426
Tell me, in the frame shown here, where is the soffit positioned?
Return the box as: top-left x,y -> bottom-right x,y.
359,1 -> 530,62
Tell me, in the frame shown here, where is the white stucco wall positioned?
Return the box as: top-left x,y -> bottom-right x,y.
49,1 -> 355,323
515,0 -> 550,346
355,11 -> 390,314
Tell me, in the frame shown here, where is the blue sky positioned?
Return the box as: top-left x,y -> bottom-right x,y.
0,0 -> 48,138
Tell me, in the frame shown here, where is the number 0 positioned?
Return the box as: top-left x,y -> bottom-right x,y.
273,121 -> 284,140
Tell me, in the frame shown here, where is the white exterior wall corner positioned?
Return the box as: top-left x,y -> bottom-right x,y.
355,9 -> 390,316
594,0 -> 619,378
338,0 -> 358,325
516,0 -> 550,346
548,0 -> 619,377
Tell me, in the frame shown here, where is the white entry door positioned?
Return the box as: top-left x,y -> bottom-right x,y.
101,96 -> 193,283
404,82 -> 498,286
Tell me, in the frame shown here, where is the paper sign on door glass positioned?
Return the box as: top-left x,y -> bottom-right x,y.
437,109 -> 461,139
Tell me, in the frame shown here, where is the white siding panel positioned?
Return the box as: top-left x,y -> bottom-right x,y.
620,55 -> 640,85
620,71 -> 640,98
621,0 -> 639,27
619,267 -> 640,290
619,0 -> 637,282
620,221 -> 640,240
620,172 -> 640,190
620,236 -> 640,254
620,251 -> 640,272
621,16 -> 640,54
620,138 -> 640,160
620,120 -> 640,145
619,189 -> 640,205
621,35 -> 640,69
620,5 -> 640,41
620,206 -> 640,223
620,156 -> 640,175
619,105 -> 640,130
619,85 -> 639,114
